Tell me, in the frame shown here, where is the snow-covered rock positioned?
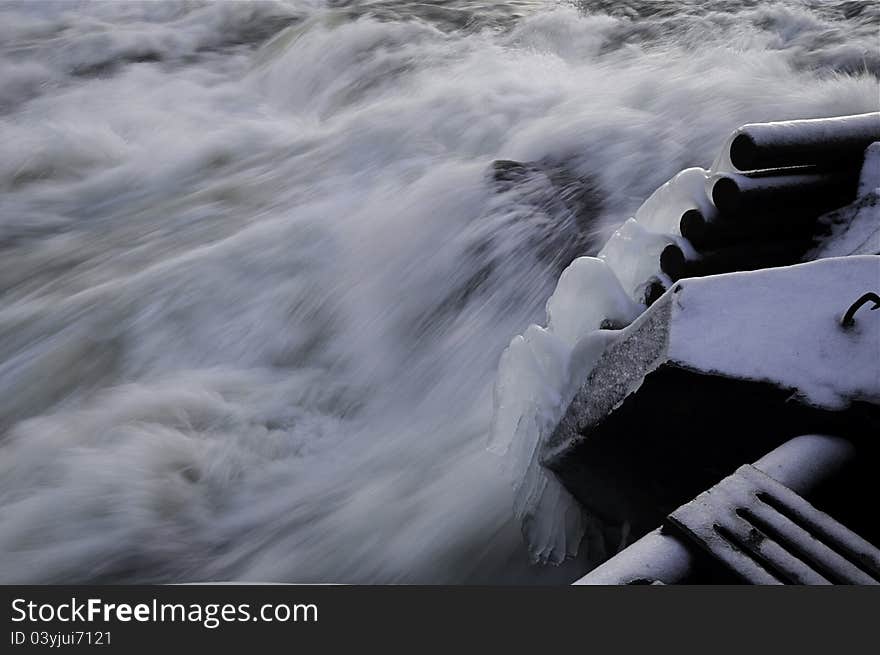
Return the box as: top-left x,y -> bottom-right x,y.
542,256 -> 879,539
665,256 -> 879,410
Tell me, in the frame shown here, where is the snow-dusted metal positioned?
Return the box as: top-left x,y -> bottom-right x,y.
574,435 -> 876,585
666,464 -> 880,585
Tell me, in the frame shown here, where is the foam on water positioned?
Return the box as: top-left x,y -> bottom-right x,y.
0,1 -> 877,582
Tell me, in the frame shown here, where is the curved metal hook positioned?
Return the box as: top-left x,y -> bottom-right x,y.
840,292 -> 880,329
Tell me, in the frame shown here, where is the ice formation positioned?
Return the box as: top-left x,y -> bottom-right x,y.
490,166 -> 718,564
489,259 -> 638,562
490,132 -> 880,565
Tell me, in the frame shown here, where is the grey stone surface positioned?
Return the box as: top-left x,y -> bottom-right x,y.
544,291 -> 672,463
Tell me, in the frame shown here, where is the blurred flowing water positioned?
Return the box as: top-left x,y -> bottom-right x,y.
0,0 -> 877,583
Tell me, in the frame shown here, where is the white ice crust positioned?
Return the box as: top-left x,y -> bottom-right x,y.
491,166 -> 712,563
489,258 -> 638,563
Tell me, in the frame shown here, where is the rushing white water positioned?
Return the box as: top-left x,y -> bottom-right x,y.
0,0 -> 877,583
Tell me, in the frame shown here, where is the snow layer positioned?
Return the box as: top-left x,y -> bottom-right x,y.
573,528 -> 692,585
809,192 -> 880,259
808,142 -> 880,259
859,142 -> 880,196
667,256 -> 880,410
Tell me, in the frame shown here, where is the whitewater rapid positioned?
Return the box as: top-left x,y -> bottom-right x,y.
0,0 -> 877,583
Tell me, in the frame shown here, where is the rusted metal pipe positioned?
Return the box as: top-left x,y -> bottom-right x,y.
660,240 -> 812,282
679,206 -> 821,250
728,112 -> 880,171
659,244 -> 689,281
678,209 -> 707,244
710,168 -> 859,216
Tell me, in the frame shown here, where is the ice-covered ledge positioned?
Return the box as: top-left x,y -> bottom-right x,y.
490,114 -> 880,566
541,256 -> 879,534
659,256 -> 878,411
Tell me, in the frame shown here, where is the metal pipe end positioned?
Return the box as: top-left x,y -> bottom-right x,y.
711,175 -> 740,214
679,209 -> 706,245
729,132 -> 758,171
660,244 -> 687,281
